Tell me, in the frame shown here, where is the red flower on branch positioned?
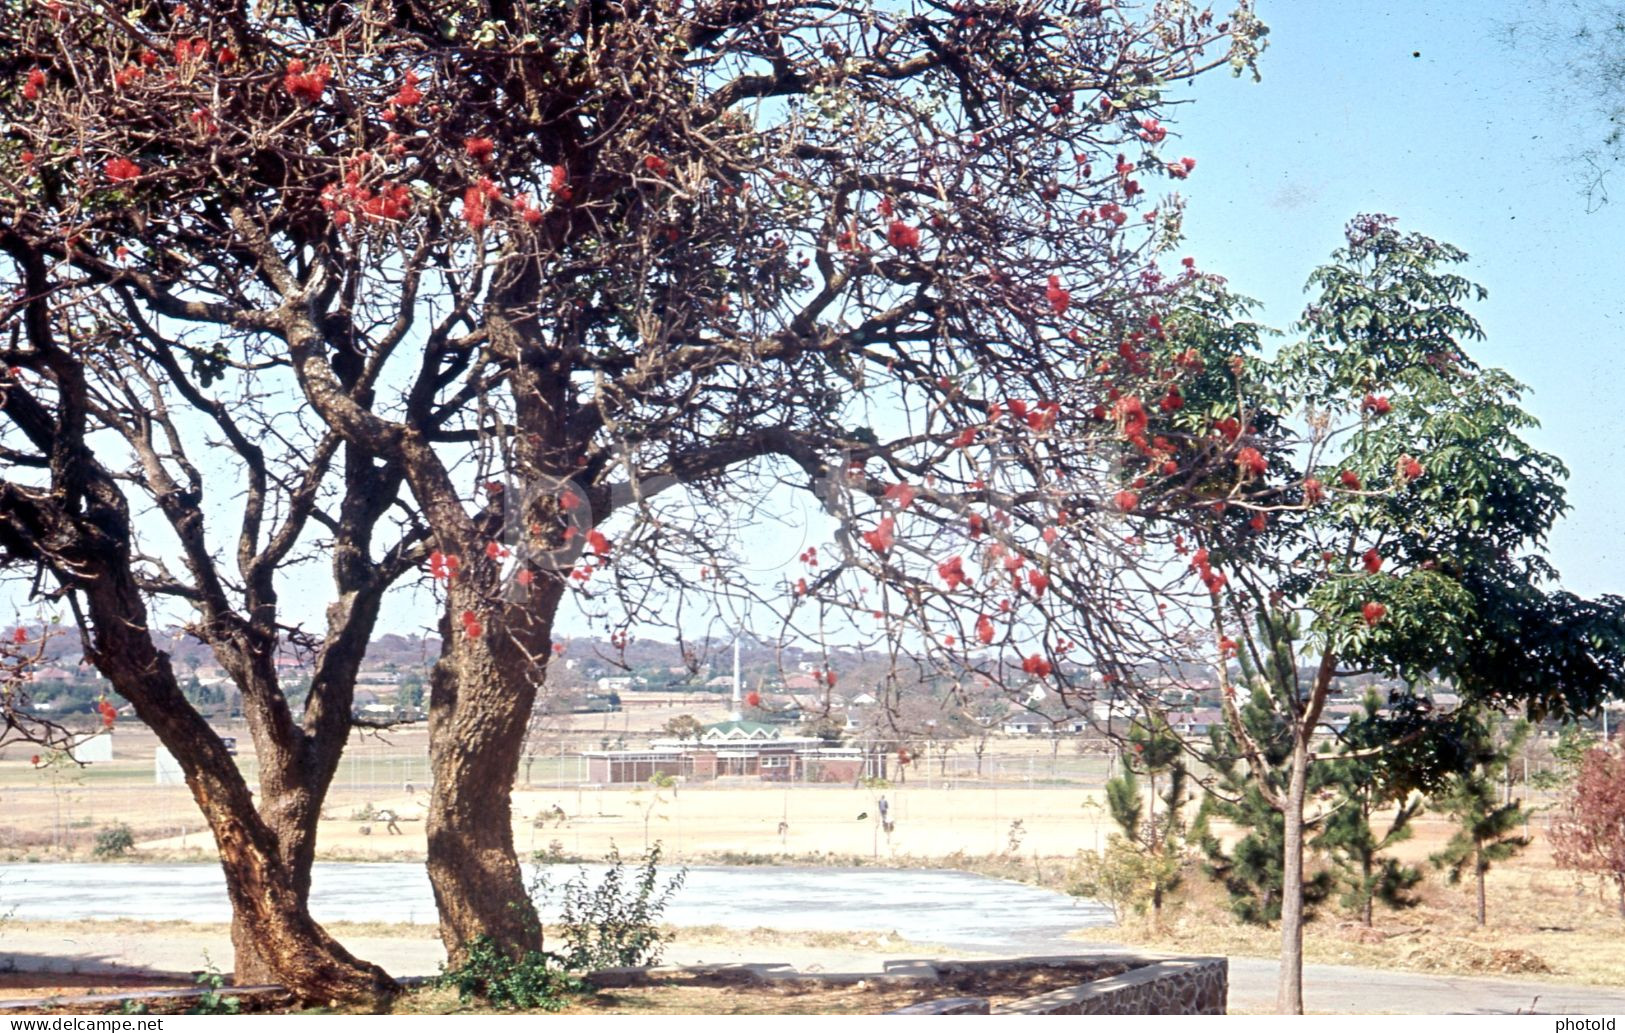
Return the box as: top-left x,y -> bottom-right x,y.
1303,478 -> 1325,505
938,556 -> 967,590
884,482 -> 918,509
1362,601 -> 1387,626
1022,654 -> 1052,678
1362,394 -> 1392,416
1236,446 -> 1267,478
1027,570 -> 1049,598
461,610 -> 483,638
464,137 -> 495,162
105,157 -> 142,182
23,68 -> 46,101
886,220 -> 920,250
1362,548 -> 1383,574
282,60 -> 330,103
1399,455 -> 1425,481
1339,469 -> 1362,490
1113,490 -> 1139,512
861,515 -> 896,554
586,529 -> 612,556
549,164 -> 572,202
1045,275 -> 1070,315
975,614 -> 995,646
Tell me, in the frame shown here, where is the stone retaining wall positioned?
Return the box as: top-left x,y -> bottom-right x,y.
587,952 -> 1228,1015
991,956 -> 1227,1015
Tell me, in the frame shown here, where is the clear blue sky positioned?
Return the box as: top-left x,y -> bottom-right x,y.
1169,0 -> 1624,601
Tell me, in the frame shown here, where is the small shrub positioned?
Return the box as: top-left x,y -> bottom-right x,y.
437,937 -> 581,1011
1065,836 -> 1175,923
555,844 -> 686,972
189,957 -> 241,1015
92,823 -> 135,859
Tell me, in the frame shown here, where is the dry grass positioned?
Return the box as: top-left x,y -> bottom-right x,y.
1085,848 -> 1625,988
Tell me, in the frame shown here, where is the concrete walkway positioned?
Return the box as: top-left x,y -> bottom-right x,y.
3,923 -> 1624,1014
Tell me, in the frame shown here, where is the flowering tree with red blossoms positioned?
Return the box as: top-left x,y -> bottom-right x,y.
0,0 -> 1273,1000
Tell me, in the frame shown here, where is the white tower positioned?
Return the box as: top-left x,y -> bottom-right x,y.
730,634 -> 743,722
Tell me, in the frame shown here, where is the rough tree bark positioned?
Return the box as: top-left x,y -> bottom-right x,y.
0,478 -> 397,1005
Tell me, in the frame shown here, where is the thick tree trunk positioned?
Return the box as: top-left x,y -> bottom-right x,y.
1276,736 -> 1310,1015
425,582 -> 564,962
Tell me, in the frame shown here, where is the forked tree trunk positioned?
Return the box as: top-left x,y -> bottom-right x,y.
425,582 -> 564,962
1277,736 -> 1310,1015
89,587 -> 396,1003
0,481 -> 397,1005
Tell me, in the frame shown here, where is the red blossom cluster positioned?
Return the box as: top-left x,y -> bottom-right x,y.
886,220 -> 920,249
22,68 -> 45,100
548,164 -> 572,202
1045,275 -> 1070,315
1191,547 -> 1226,595
96,699 -> 117,728
1362,601 -> 1386,626
1235,446 -> 1267,479
428,551 -> 461,581
461,610 -> 483,638
1165,156 -> 1196,179
321,169 -> 413,226
173,37 -> 211,63
283,59 -> 330,103
1021,654 -> 1052,678
391,71 -> 424,109
462,177 -> 502,231
105,157 -> 141,182
861,515 -> 896,554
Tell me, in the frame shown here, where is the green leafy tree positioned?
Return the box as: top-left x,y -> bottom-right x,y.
1314,691 -> 1425,926
1431,712 -> 1532,927
1127,215 -> 1625,1012
660,715 -> 705,741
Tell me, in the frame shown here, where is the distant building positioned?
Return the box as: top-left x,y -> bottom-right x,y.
583,719 -> 886,784
1002,714 -> 1051,736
